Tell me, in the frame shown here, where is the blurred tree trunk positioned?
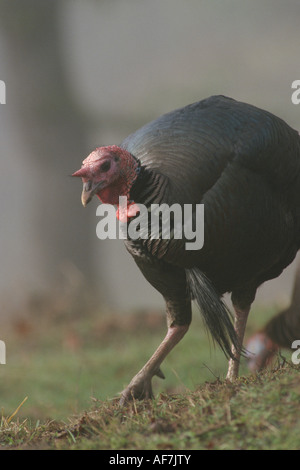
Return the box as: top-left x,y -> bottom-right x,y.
0,1 -> 97,297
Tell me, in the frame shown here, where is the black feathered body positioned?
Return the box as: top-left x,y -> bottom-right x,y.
120,95 -> 300,355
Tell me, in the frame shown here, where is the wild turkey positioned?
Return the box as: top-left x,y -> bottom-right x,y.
246,262 -> 300,371
72,95 -> 300,403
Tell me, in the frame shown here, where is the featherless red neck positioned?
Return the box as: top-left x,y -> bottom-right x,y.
98,146 -> 139,204
72,145 -> 141,220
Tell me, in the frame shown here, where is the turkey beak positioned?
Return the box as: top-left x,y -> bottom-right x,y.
81,181 -> 103,207
81,182 -> 93,207
72,168 -> 104,207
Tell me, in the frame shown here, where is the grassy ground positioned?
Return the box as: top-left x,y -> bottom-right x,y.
0,302 -> 299,449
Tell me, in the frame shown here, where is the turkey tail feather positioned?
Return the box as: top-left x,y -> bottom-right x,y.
185,268 -> 239,359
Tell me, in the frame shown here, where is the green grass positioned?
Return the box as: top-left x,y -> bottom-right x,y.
0,304 -> 299,449
0,311 -> 245,420
1,364 -> 300,450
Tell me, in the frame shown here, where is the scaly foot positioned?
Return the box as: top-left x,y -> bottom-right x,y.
119,368 -> 165,405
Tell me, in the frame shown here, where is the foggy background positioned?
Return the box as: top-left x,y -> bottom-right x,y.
0,0 -> 299,319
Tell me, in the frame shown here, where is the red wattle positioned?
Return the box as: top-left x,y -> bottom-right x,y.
116,202 -> 140,223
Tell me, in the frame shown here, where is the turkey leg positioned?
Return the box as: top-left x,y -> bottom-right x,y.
226,304 -> 250,381
120,324 -> 189,405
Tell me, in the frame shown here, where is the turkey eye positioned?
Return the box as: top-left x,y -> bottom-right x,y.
100,161 -> 111,172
